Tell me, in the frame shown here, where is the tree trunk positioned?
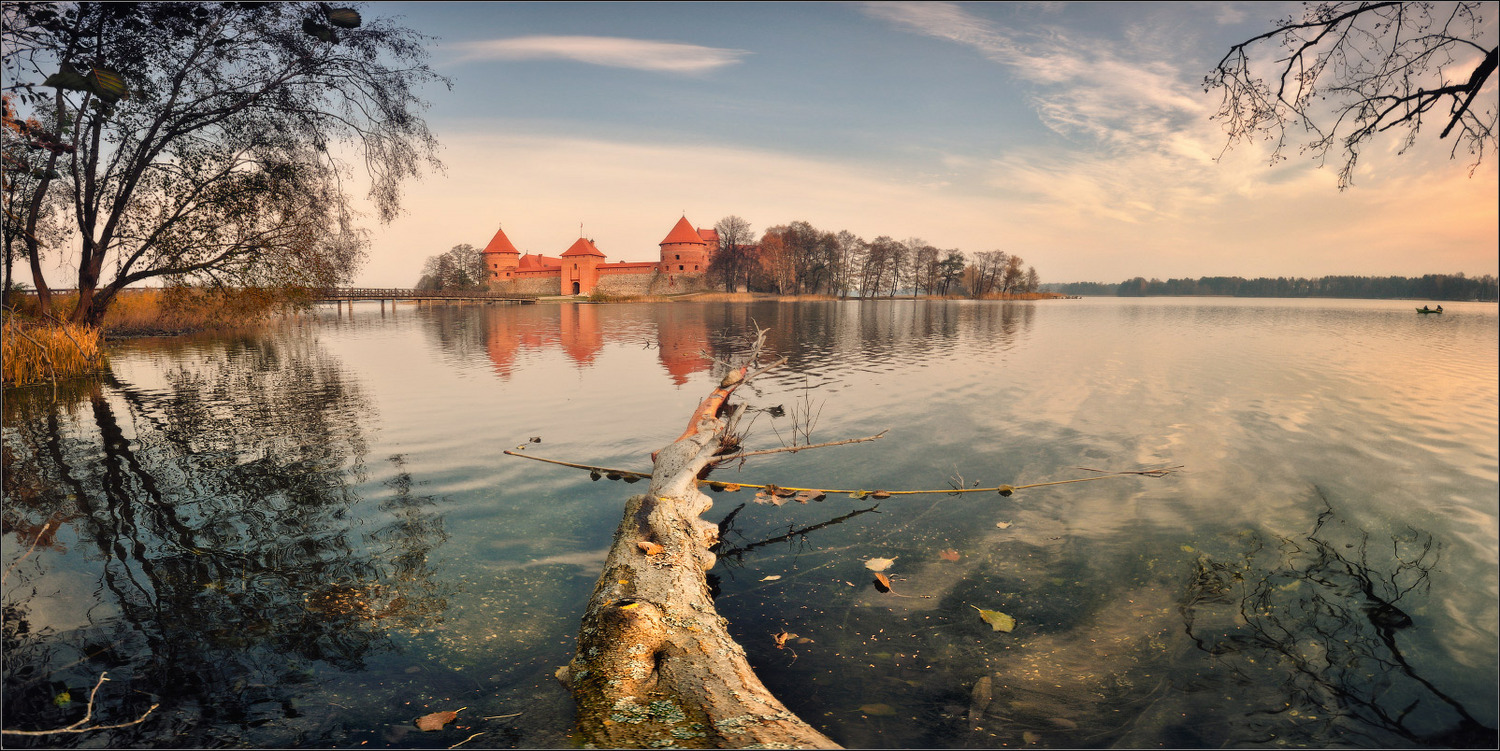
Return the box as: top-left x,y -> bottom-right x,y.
559,342 -> 840,749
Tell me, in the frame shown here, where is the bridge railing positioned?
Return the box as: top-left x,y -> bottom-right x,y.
311,287 -> 535,301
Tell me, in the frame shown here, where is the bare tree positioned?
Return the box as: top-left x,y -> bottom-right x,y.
1207,1 -> 1498,188
415,244 -> 485,291
937,249 -> 966,296
2,3 -> 445,323
1000,254 -> 1026,295
967,250 -> 1007,298
830,229 -> 862,298
710,215 -> 754,292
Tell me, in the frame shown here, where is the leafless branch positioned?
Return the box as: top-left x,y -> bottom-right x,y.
1,672 -> 159,736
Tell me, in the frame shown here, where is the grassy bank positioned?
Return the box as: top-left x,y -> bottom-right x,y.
8,286 -> 287,337
3,286 -> 289,387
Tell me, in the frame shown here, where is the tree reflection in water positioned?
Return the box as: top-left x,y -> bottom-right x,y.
1180,495 -> 1497,748
2,334 -> 447,747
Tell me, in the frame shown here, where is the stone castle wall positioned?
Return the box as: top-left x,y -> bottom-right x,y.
492,275 -> 561,296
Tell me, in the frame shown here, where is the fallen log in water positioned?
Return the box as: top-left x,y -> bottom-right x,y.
557,330 -> 840,748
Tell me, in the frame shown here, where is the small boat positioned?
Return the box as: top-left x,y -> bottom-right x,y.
1417,306 -> 1443,314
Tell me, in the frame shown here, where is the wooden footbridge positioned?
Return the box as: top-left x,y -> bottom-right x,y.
312,287 -> 539,306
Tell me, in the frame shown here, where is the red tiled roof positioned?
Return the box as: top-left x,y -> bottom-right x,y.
482,225 -> 520,255
518,253 -> 562,269
660,216 -> 706,246
697,228 -> 719,246
561,237 -> 606,258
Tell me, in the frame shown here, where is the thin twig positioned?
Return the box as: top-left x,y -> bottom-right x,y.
715,430 -> 888,462
2,520 -> 55,586
449,731 -> 486,748
502,451 -> 1181,497
1,672 -> 160,736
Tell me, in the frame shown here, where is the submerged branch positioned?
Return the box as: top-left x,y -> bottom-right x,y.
504,450 -> 1182,498
0,673 -> 159,736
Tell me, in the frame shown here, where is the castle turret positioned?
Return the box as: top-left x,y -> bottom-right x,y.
659,216 -> 709,275
481,224 -> 521,283
560,236 -> 606,295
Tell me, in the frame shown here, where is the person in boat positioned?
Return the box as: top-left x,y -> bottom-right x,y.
1436,305 -> 1443,313
1420,305 -> 1432,312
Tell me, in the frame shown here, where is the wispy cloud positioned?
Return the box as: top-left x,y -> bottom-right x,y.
864,1 -> 1235,226
447,36 -> 750,74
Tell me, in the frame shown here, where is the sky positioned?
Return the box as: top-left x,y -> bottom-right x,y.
32,1 -> 1500,287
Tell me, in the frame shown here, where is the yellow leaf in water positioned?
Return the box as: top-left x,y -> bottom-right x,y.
972,605 -> 1016,633
864,557 -> 897,572
873,573 -> 893,593
760,575 -> 782,582
415,710 -> 459,731
996,521 -> 1013,529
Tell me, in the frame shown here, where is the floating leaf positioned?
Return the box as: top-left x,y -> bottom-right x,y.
939,549 -> 960,562
772,630 -> 797,647
774,486 -> 797,498
873,573 -> 892,593
972,605 -> 1016,633
529,436 -> 541,443
605,472 -> 622,481
722,483 -> 741,492
622,474 -> 641,483
995,521 -> 1012,529
850,490 -> 871,500
997,485 -> 1015,497
637,541 -> 664,556
589,470 -> 601,481
870,490 -> 892,499
793,491 -> 826,503
324,7 -> 362,28
753,490 -> 786,506
759,575 -> 781,582
415,710 -> 459,731
53,690 -> 72,707
864,557 -> 897,572
859,703 -> 896,716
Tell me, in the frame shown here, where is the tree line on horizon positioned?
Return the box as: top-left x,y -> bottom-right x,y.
1043,274 -> 1499,302
708,216 -> 1040,298
416,217 -> 1044,298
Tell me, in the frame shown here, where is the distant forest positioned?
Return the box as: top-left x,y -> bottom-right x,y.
1043,274 -> 1498,302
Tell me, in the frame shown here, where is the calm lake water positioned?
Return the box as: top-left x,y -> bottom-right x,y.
3,298 -> 1496,748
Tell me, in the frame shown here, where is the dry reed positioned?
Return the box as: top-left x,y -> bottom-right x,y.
1,311 -> 106,387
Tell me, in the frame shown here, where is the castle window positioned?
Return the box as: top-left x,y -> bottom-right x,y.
675,254 -> 680,260
679,265 -> 684,271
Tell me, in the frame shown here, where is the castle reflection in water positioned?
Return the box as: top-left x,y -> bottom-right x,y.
485,303 -> 711,385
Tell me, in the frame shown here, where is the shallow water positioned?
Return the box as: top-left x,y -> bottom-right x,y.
3,297 -> 1496,748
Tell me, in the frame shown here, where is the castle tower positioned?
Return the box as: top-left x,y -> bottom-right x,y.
560,236 -> 606,295
659,216 -> 709,275
481,224 -> 521,283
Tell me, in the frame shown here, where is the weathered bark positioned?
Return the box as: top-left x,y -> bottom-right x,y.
559,344 -> 840,749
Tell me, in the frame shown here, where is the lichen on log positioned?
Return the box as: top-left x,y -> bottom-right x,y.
560,331 -> 839,749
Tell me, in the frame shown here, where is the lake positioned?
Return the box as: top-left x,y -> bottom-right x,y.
3,297 -> 1496,748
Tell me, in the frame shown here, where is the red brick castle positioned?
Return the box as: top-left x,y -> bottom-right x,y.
482,216 -> 719,296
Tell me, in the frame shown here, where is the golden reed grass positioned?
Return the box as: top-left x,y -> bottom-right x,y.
2,311 -> 106,387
